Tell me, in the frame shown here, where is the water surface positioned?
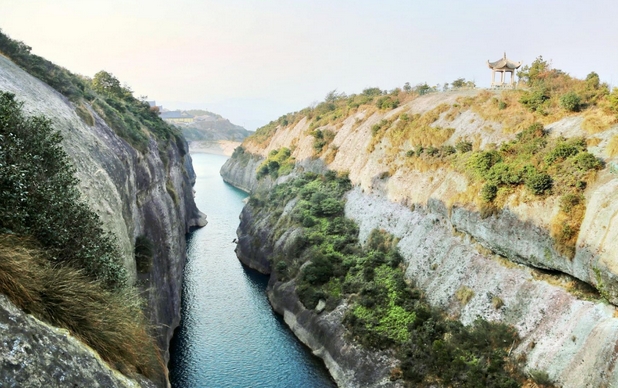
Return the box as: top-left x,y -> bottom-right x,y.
169,153 -> 335,388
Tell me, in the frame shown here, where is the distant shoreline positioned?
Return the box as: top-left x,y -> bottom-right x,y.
188,140 -> 241,157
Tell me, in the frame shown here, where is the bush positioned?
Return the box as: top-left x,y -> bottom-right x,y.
520,86 -> 550,112
0,92 -> 126,289
455,141 -> 473,153
560,92 -> 582,112
481,183 -> 498,202
256,147 -> 294,179
525,170 -> 552,195
571,152 -> 602,171
467,150 -> 502,178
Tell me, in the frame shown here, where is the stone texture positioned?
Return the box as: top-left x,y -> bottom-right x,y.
0,55 -> 204,385
0,295 -> 155,388
221,89 -> 618,387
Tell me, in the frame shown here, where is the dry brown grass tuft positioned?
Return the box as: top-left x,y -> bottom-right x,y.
581,109 -> 618,134
455,286 -> 475,305
606,134 -> 618,157
586,137 -> 602,147
0,234 -> 163,380
549,195 -> 586,259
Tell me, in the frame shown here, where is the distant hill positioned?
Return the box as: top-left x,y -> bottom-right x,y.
172,109 -> 251,142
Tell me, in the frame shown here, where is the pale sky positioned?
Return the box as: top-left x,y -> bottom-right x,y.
1,0 -> 617,130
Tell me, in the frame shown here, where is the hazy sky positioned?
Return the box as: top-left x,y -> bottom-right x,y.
1,0 -> 617,130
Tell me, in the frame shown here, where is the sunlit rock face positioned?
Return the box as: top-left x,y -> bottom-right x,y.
222,90 -> 618,387
0,55 -> 204,386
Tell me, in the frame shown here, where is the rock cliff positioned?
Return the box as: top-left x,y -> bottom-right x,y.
221,89 -> 618,387
0,53 -> 204,386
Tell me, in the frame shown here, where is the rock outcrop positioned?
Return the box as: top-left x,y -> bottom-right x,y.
235,201 -> 400,388
222,90 -> 618,387
0,54 -> 204,385
0,295 -> 155,388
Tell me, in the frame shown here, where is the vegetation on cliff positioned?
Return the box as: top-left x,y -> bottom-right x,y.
0,91 -> 161,379
0,29 -> 184,156
242,56 -> 616,264
249,171 -> 536,387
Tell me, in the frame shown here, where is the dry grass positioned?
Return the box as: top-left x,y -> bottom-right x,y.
455,286 -> 475,305
466,91 -> 539,134
531,268 -> 599,300
549,196 -> 586,259
581,109 -> 618,134
0,234 -> 162,380
586,137 -> 602,147
606,134 -> 618,157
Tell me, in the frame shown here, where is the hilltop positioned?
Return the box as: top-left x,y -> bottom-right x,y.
159,108 -> 251,155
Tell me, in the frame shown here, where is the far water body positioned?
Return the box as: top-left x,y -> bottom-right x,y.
169,153 -> 336,388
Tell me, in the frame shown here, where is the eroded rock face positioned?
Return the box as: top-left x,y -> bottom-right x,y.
0,295 -> 155,388
221,90 -> 618,387
345,188 -> 618,387
0,56 -> 204,385
235,202 -> 401,388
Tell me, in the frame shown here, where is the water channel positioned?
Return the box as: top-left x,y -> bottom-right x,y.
169,153 -> 336,388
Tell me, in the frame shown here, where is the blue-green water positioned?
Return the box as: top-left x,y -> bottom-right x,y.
169,153 -> 336,388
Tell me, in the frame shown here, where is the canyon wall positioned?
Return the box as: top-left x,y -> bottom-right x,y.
221,90 -> 618,387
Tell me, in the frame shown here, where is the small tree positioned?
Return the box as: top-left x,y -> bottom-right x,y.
92,70 -> 131,100
451,78 -> 466,88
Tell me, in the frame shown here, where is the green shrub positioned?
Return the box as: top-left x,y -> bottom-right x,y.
467,150 -> 503,178
545,139 -> 585,164
520,86 -> 550,112
481,183 -> 498,202
524,169 -> 552,195
487,163 -> 522,186
529,369 -> 553,385
515,122 -> 546,142
0,92 -> 126,289
455,141 -> 473,153
571,152 -> 602,171
560,92 -> 582,112
256,147 -> 294,179
311,129 -> 336,155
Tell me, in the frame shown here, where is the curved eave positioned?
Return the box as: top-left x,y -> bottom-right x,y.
487,59 -> 522,70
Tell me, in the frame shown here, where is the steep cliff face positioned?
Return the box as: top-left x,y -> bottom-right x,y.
0,54 -> 204,385
222,89 -> 618,387
236,200 -> 400,388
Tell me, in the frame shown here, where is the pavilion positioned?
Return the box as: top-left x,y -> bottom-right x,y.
487,53 -> 522,88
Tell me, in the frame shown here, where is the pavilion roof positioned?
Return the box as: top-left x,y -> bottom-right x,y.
487,53 -> 522,70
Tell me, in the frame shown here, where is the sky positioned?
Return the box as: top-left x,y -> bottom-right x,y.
1,0 -> 617,130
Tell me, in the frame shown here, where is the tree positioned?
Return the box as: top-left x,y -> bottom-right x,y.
517,56 -> 550,86
451,78 -> 466,88
325,89 -> 345,103
403,82 -> 412,92
92,70 -> 130,100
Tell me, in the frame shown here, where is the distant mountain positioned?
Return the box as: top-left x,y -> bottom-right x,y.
170,109 -> 251,142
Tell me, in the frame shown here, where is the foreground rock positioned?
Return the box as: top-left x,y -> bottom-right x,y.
0,295 -> 154,388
